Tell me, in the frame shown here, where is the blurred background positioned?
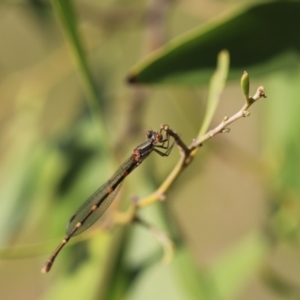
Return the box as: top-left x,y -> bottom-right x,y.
1,0 -> 300,299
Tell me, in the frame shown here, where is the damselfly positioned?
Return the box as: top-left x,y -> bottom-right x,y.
42,124 -> 174,273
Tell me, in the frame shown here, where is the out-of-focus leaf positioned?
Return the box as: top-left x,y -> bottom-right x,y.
0,142 -> 64,245
198,50 -> 229,137
210,232 -> 267,300
51,0 -> 107,143
127,2 -> 300,85
170,232 -> 267,300
173,246 -> 216,300
263,69 -> 300,240
264,70 -> 300,193
51,0 -> 95,95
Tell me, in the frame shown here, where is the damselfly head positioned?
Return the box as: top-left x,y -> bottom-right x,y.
146,130 -> 164,143
146,130 -> 160,142
146,130 -> 154,139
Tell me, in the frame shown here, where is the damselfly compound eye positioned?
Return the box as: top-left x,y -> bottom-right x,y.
146,130 -> 153,139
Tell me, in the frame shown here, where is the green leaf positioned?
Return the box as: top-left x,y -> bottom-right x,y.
170,232 -> 267,300
210,232 -> 267,300
51,0 -> 107,143
198,50 -> 229,137
127,2 -> 300,85
172,246 -> 216,300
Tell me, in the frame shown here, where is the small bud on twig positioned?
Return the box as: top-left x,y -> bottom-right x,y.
221,128 -> 230,133
243,111 -> 251,117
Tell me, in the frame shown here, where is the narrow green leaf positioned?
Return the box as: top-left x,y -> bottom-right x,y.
51,0 -> 107,143
198,50 -> 229,137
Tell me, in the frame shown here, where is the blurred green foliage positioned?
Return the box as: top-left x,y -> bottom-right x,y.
128,2 -> 300,85
1,1 -> 300,300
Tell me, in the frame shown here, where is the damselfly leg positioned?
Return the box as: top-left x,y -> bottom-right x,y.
152,126 -> 175,157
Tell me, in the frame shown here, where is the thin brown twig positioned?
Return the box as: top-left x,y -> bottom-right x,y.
112,85 -> 267,265
135,86 -> 266,208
